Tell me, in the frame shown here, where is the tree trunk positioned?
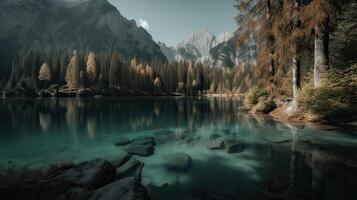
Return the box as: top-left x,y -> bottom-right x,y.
292,54 -> 301,100
314,20 -> 329,88
267,0 -> 275,77
292,0 -> 301,100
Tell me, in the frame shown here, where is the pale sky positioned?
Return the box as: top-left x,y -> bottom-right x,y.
109,0 -> 237,46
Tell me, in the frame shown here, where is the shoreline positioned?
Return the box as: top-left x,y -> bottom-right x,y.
269,106 -> 357,133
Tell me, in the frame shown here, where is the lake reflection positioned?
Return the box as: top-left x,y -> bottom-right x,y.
0,97 -> 357,199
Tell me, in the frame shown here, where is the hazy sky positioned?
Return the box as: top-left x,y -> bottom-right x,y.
108,0 -> 237,46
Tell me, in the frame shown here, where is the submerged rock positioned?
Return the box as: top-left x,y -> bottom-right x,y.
107,152 -> 132,168
207,139 -> 225,150
132,138 -> 155,146
153,129 -> 175,135
209,133 -> 222,140
124,144 -> 155,157
59,186 -> 90,200
164,153 -> 192,171
61,159 -> 116,190
113,137 -> 132,146
89,177 -> 148,200
225,141 -> 247,153
134,135 -> 155,140
116,157 -> 144,180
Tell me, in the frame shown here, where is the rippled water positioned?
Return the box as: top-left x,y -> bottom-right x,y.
0,97 -> 356,199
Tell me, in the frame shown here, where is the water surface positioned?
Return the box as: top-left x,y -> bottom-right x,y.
0,97 -> 356,199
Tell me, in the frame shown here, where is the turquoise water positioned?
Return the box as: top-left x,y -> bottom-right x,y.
0,97 -> 357,199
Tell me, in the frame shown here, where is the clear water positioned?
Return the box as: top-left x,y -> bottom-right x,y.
0,97 -> 357,199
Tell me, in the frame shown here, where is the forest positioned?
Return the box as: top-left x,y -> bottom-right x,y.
0,0 -> 356,122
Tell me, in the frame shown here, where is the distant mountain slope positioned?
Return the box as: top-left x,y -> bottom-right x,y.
0,0 -> 166,77
172,29 -> 238,68
158,42 -> 176,62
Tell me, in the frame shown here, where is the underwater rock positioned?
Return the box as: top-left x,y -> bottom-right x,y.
59,186 -> 90,200
107,152 -> 132,168
134,135 -> 155,140
184,136 -> 195,143
61,159 -> 116,190
164,153 -> 192,171
113,137 -> 132,146
207,139 -> 225,150
124,144 -> 155,156
225,141 -> 247,153
132,138 -> 156,146
89,177 -> 148,200
209,133 -> 222,140
116,158 -> 144,181
153,129 -> 175,135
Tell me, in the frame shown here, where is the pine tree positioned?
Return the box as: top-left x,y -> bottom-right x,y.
38,63 -> 51,89
86,52 -> 97,88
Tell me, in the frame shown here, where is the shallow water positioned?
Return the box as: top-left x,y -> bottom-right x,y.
0,97 -> 357,199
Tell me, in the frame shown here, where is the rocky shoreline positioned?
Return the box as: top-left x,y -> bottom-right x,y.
0,129 -> 253,200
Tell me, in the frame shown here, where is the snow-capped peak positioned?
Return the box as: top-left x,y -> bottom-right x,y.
212,32 -> 233,48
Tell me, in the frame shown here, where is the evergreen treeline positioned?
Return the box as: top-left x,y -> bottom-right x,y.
1,49 -> 250,96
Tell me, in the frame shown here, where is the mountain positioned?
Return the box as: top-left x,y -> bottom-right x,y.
173,29 -> 237,68
158,42 -> 176,62
0,0 -> 166,77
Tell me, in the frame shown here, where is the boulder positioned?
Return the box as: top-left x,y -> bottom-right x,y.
113,137 -> 132,146
116,158 -> 144,180
124,144 -> 154,156
163,153 -> 192,171
209,133 -> 222,140
134,135 -> 154,140
89,177 -> 148,200
59,187 -> 90,200
61,159 -> 116,190
207,139 -> 225,150
19,177 -> 75,200
132,138 -> 155,146
225,141 -> 247,153
107,152 -> 132,168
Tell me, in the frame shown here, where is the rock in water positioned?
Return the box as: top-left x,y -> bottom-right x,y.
124,144 -> 154,156
209,133 -> 222,140
164,153 -> 192,171
132,138 -> 155,146
61,159 -> 116,190
225,141 -> 247,153
89,177 -> 148,200
113,137 -> 132,146
207,139 -> 225,150
107,152 -> 132,168
116,157 -> 144,180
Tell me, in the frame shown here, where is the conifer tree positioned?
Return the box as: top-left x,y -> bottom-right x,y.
38,63 -> 51,89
